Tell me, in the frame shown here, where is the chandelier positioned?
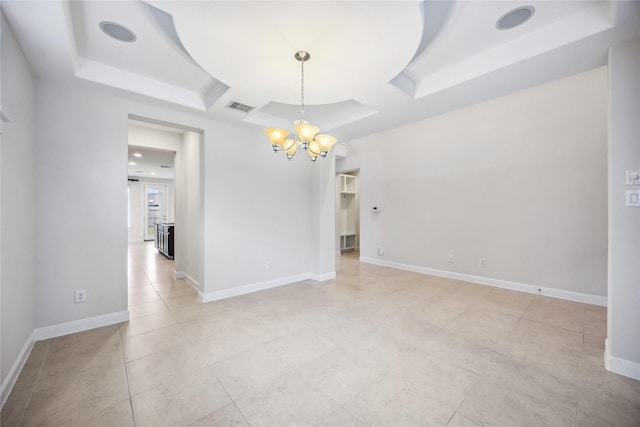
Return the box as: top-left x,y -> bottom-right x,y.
265,51 -> 337,162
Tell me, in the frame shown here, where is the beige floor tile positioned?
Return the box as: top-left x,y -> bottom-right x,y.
316,407 -> 369,427
162,293 -> 200,309
500,334 -> 582,385
35,349 -> 125,392
415,294 -> 474,327
46,325 -> 122,359
576,394 -> 640,427
510,317 -> 584,352
190,327 -> 268,366
129,300 -> 169,319
312,315 -> 416,369
236,371 -> 340,427
132,366 -> 231,427
451,280 -> 493,298
446,412 -> 482,427
458,378 -> 575,427
602,372 -> 640,412
9,353 -> 45,396
122,324 -> 189,362
422,330 -> 504,375
22,396 -> 134,427
211,328 -> 335,400
578,353 -> 606,398
1,387 -> 31,426
473,287 -> 535,317
294,346 -> 388,404
128,289 -> 163,306
119,310 -> 178,336
584,314 -> 607,338
362,306 -> 442,349
189,403 -> 249,427
482,356 -> 582,408
153,281 -> 197,299
178,314 -> 246,343
583,333 -> 605,357
23,365 -> 130,426
344,354 -> 478,426
446,306 -> 520,350
523,297 -> 585,332
126,344 -> 210,396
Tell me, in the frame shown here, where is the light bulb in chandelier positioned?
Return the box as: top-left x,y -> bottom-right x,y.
264,51 -> 338,162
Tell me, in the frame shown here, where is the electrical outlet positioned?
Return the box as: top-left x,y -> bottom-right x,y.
266,261 -> 272,271
479,258 -> 486,268
377,248 -> 384,256
75,289 -> 86,303
448,255 -> 455,263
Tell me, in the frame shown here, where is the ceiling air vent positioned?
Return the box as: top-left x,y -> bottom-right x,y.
226,101 -> 254,113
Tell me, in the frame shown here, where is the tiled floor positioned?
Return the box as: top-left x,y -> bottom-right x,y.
2,242 -> 639,426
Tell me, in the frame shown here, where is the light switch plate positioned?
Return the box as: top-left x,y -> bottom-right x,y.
626,190 -> 640,207
626,170 -> 640,185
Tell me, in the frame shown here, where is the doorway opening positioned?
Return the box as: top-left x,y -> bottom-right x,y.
143,183 -> 169,241
126,116 -> 204,310
336,170 -> 360,256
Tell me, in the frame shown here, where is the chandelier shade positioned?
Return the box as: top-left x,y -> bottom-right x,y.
265,51 -> 338,162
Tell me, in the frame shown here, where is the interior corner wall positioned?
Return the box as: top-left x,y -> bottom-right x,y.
1,11 -> 37,398
180,131 -> 203,287
607,37 -> 640,379
338,67 -> 608,297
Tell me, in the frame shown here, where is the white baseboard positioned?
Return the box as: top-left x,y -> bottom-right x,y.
174,270 -> 201,291
359,257 -> 607,307
310,271 -> 337,282
605,338 -> 640,380
34,310 -> 130,341
1,331 -> 36,408
199,273 -> 312,303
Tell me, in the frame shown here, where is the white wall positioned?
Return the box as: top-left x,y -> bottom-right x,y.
1,12 -> 37,402
34,76 -> 316,325
35,79 -> 130,328
203,121 -> 314,293
338,67 -> 608,297
178,131 -> 203,286
310,151 -> 337,281
606,38 -> 640,379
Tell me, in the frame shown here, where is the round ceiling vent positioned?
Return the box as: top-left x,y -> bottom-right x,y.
496,6 -> 535,30
99,21 -> 137,42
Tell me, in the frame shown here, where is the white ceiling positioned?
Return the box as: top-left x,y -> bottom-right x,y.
3,1 -> 640,143
128,145 -> 176,180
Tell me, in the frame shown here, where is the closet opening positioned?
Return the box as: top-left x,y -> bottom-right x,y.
336,170 -> 360,256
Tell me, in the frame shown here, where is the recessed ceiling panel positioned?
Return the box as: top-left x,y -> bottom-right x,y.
153,1 -> 424,105
70,0 -> 216,92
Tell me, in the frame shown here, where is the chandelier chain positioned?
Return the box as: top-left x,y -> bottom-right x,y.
300,58 -> 305,120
